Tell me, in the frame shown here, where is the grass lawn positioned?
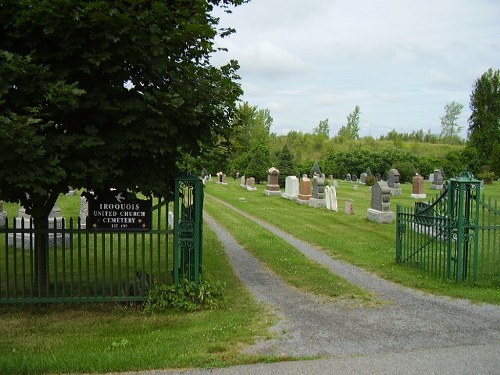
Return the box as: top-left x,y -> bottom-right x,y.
205,178 -> 500,305
0,225 -> 276,375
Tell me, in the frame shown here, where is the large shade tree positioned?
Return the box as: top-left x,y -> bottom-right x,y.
468,68 -> 500,167
0,0 -> 246,285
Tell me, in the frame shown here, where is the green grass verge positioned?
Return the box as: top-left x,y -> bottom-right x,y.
0,226 -> 275,375
205,196 -> 373,304
205,179 -> 500,305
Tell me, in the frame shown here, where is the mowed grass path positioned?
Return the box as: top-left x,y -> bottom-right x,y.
205,179 -> 500,305
0,227 -> 275,375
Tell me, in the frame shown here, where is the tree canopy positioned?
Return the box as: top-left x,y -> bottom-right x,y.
0,0 -> 246,219
468,68 -> 500,168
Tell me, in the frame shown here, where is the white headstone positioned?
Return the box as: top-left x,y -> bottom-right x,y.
325,186 -> 338,212
281,176 -> 299,200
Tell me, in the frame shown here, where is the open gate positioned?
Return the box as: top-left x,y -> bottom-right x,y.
396,172 -> 481,282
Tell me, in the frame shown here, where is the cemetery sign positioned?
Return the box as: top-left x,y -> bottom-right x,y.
86,190 -> 152,232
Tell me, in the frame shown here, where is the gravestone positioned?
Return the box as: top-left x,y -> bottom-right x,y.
346,173 -> 351,182
333,179 -> 339,188
246,177 -> 257,191
328,175 -> 333,181
351,174 -> 358,183
65,186 -> 77,196
216,171 -> 227,185
281,176 -> 299,200
264,167 -> 281,196
388,168 -> 402,196
344,200 -> 354,215
309,176 -> 326,208
375,173 -> 381,181
297,177 -> 312,204
431,169 -> 444,190
360,173 -> 368,185
411,174 -> 426,199
240,175 -> 246,188
79,196 -> 88,229
0,201 -> 6,228
9,204 -> 68,248
325,185 -> 338,212
367,181 -> 395,223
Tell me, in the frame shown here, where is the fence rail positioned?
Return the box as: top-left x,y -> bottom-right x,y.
0,198 -> 173,304
397,182 -> 500,285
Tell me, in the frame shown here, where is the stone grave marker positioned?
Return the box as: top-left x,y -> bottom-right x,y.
346,173 -> 351,182
367,181 -> 395,223
264,167 -> 281,196
240,175 -> 246,188
431,169 -> 444,190
246,177 -> 257,191
411,174 -> 426,199
0,201 -> 6,228
325,185 -> 338,212
281,175 -> 299,200
309,176 -> 326,208
297,177 -> 311,204
344,200 -> 354,215
388,168 -> 402,196
360,172 -> 367,185
79,196 -> 88,229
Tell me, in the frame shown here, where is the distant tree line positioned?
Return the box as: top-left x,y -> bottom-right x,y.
192,68 -> 499,184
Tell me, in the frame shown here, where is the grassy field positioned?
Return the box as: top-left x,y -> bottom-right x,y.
0,178 -> 498,374
205,178 -> 500,304
0,221 -> 276,375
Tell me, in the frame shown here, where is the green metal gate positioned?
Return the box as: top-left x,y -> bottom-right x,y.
173,176 -> 204,286
396,172 -> 487,282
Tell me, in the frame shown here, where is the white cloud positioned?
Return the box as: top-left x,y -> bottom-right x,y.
214,0 -> 500,138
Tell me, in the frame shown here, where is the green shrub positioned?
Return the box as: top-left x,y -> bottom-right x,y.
144,278 -> 226,313
365,175 -> 376,186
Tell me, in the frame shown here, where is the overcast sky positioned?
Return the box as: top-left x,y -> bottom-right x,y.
212,0 -> 500,138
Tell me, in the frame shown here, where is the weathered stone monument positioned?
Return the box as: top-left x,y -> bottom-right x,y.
346,173 -> 351,182
360,172 -> 368,185
0,200 -> 6,228
79,196 -> 88,229
431,169 -> 444,190
281,175 -> 299,200
216,171 -> 227,185
309,175 -> 326,208
246,177 -> 257,191
325,185 -> 338,211
9,204 -> 67,248
297,176 -> 311,204
264,167 -> 281,196
411,174 -> 426,199
344,200 -> 354,215
240,175 -> 246,188
367,181 -> 395,223
388,168 -> 402,196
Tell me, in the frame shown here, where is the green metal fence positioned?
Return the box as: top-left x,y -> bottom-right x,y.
0,177 -> 205,304
396,172 -> 499,284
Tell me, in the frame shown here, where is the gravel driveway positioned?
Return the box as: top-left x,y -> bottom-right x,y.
203,197 -> 500,359
108,199 -> 500,375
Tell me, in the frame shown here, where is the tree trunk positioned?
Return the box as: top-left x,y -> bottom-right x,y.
33,215 -> 49,295
30,192 -> 59,296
